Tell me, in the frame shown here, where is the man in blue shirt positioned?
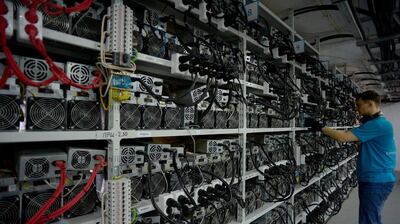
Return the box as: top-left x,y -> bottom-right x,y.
311,90 -> 396,224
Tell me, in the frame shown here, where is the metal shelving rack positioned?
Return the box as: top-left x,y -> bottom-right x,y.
0,1 -> 359,224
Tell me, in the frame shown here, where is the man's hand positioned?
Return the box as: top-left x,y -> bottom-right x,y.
305,119 -> 325,132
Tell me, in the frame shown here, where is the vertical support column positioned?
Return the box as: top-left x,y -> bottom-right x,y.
288,8 -> 298,224
238,33 -> 247,224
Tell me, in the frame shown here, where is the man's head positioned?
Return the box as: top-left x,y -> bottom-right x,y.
355,90 -> 381,116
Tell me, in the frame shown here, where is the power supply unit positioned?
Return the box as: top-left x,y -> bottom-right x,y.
16,149 -> 67,181
132,74 -> 163,96
182,106 -> 196,128
66,147 -> 106,171
195,139 -> 224,154
120,145 -> 145,166
145,144 -> 170,161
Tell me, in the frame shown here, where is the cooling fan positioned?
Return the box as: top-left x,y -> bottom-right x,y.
120,104 -> 141,129
169,168 -> 192,191
199,110 -> 215,129
66,62 -> 93,85
143,172 -> 167,198
68,100 -> 101,130
131,176 -> 144,203
245,192 -> 256,215
24,157 -> 50,180
215,111 -> 228,129
213,162 -> 225,178
142,106 -> 162,129
23,191 -> 61,222
147,144 -> 163,161
27,97 -> 67,130
70,150 -> 91,170
183,106 -> 195,127
163,107 -> 182,129
0,196 -> 20,224
248,113 -> 258,128
121,146 -> 136,165
0,95 -> 21,130
42,11 -> 70,33
139,76 -> 154,93
64,184 -> 98,218
258,114 -> 268,128
227,111 -> 239,129
207,140 -> 219,153
20,57 -> 51,82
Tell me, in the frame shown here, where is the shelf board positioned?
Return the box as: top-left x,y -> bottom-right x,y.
244,201 -> 285,224
0,130 -> 105,143
125,128 -> 241,138
246,127 -> 293,134
57,211 -> 101,224
43,28 -> 100,51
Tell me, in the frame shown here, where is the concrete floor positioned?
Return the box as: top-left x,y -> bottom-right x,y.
328,173 -> 400,224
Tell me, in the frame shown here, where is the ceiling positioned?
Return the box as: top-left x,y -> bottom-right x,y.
261,0 -> 400,101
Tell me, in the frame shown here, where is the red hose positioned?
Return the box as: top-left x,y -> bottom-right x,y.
37,156 -> 107,224
43,0 -> 93,16
0,66 -> 12,88
26,160 -> 67,224
0,2 -> 57,88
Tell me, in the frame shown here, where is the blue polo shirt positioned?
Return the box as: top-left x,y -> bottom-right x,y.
351,116 -> 396,183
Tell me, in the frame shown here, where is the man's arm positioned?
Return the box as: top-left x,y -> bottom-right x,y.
321,127 -> 359,142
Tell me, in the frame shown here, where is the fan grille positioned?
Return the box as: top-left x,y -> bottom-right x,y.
0,95 -> 20,130
139,76 -> 154,92
120,104 -> 141,129
215,111 -> 228,128
228,111 -> 239,128
70,101 -> 100,129
22,59 -> 49,82
142,106 -> 162,129
131,177 -> 143,203
71,151 -> 91,169
258,114 -> 268,128
164,107 -> 181,129
25,158 -> 50,179
29,98 -> 66,130
24,192 -> 61,221
121,147 -> 136,165
0,197 -> 19,224
67,185 -> 97,217
200,110 -> 214,128
144,173 -> 166,197
68,64 -> 90,85
183,106 -> 195,123
213,162 -> 225,178
148,145 -> 162,161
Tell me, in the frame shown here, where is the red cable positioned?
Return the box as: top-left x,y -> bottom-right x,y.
26,161 -> 67,224
0,3 -> 57,88
0,66 -> 12,88
37,156 -> 107,224
43,0 -> 93,16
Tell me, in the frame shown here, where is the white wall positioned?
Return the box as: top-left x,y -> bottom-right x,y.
381,102 -> 400,171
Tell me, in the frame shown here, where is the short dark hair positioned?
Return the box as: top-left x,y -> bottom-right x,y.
356,90 -> 381,106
